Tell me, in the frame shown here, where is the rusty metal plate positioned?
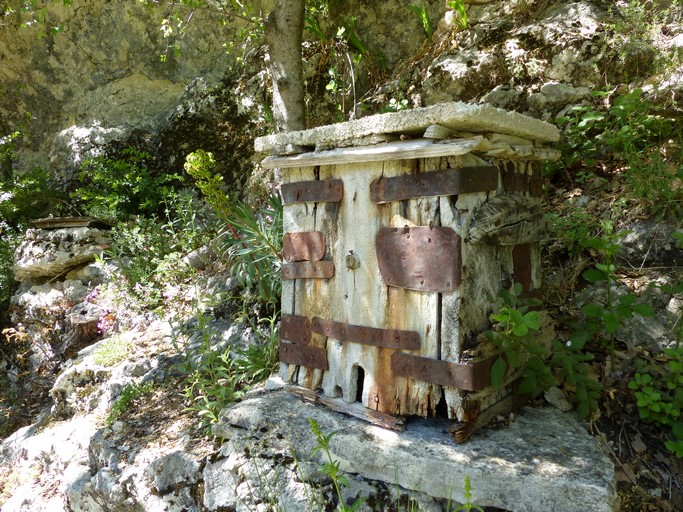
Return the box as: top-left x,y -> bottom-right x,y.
310,317 -> 420,350
280,314 -> 311,345
391,352 -> 494,391
279,342 -> 329,370
376,226 -> 461,293
281,261 -> 335,280
370,166 -> 498,204
283,232 -> 326,262
281,179 -> 343,204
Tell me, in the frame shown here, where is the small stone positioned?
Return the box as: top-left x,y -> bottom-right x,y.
544,387 -> 573,412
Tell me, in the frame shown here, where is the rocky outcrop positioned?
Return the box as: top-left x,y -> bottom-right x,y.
13,227 -> 110,281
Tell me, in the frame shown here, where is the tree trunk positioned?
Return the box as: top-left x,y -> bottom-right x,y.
264,0 -> 306,133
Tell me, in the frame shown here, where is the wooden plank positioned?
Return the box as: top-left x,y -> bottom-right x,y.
317,160 -> 391,408
31,217 -> 111,229
370,166 -> 499,203
281,179 -> 343,204
279,342 -> 329,370
377,156 -> 444,416
391,352 -> 494,391
283,231 -> 326,262
280,314 -> 311,345
285,385 -> 405,431
260,138 -> 485,168
310,317 -> 420,350
280,166 -> 327,388
442,153 -> 506,422
376,226 -> 461,293
281,261 -> 335,280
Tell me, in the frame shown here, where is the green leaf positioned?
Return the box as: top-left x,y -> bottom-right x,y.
522,311 -> 540,331
631,303 -> 653,317
518,375 -> 538,395
576,400 -> 590,420
490,358 -> 507,389
582,268 -> 607,282
505,347 -> 519,370
595,263 -> 615,274
603,312 -> 621,333
581,303 -> 605,318
567,331 -> 590,350
511,322 -> 529,337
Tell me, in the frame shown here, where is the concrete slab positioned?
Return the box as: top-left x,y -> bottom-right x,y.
216,389 -> 617,512
254,102 -> 560,154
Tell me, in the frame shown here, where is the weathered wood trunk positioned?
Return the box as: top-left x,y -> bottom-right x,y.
59,302 -> 103,358
257,102 -> 559,440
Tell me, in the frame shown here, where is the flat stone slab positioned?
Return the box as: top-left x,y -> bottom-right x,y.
216,388 -> 617,512
254,101 -> 560,154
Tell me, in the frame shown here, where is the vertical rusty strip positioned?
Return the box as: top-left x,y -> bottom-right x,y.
529,162 -> 544,197
513,243 -> 533,292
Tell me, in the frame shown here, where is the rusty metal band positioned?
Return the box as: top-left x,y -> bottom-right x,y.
281,179 -> 343,204
279,342 -> 329,370
283,231 -> 326,262
281,261 -> 335,280
310,317 -> 420,350
376,226 -> 461,293
370,166 -> 498,204
390,352 -> 495,391
280,314 -> 311,345
512,243 -> 533,292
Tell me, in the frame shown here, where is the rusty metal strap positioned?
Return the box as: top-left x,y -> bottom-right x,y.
281,261 -> 335,280
370,166 -> 498,204
376,226 -> 461,293
281,314 -> 311,345
311,317 -> 420,350
281,179 -> 343,204
391,352 -> 495,391
283,231 -> 326,262
279,342 -> 329,370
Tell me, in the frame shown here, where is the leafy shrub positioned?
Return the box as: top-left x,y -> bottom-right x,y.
219,195 -> 283,313
554,89 -> 683,220
73,147 -> 181,222
486,283 -> 603,420
486,283 -> 554,394
0,166 -> 59,227
577,222 -> 653,370
106,381 -> 153,426
629,346 -> 683,458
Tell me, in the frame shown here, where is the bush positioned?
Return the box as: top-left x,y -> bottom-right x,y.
72,147 -> 182,222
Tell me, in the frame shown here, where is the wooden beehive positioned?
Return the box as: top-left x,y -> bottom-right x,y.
255,102 -> 559,441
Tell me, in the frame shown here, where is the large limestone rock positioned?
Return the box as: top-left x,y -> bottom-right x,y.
212,387 -> 618,512
13,227 -> 110,282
